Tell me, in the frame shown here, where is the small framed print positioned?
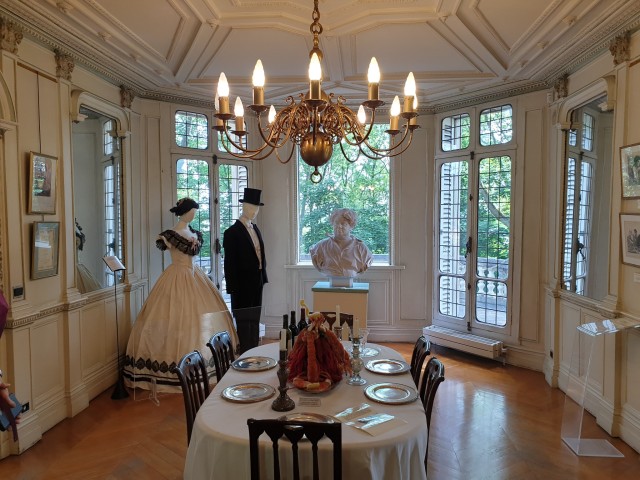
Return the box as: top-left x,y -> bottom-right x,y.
620,214 -> 640,267
28,152 -> 58,214
31,222 -> 60,279
620,143 -> 640,199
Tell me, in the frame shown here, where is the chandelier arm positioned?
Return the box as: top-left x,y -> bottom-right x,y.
355,143 -> 388,161
218,124 -> 275,160
339,141 -> 365,163
369,128 -> 417,158
274,144 -> 296,164
361,122 -> 413,154
256,115 -> 293,151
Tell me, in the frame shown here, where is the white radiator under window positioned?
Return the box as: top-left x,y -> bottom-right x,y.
423,325 -> 506,363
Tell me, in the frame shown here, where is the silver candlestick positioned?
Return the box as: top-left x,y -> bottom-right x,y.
347,335 -> 366,385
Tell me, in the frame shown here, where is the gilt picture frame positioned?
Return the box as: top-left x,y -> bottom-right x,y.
28,152 -> 58,214
620,143 -> 640,199
31,221 -> 60,279
620,214 -> 640,267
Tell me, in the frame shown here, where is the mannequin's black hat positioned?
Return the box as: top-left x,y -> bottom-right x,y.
170,197 -> 199,216
239,187 -> 264,206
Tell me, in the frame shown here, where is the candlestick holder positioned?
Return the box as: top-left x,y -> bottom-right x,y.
271,351 -> 295,412
347,335 -> 366,385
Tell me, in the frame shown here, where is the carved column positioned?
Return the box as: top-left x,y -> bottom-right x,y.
0,18 -> 23,54
609,31 -> 630,66
54,49 -> 74,81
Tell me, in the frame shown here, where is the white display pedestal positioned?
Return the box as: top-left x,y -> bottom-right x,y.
561,318 -> 640,457
311,281 -> 369,327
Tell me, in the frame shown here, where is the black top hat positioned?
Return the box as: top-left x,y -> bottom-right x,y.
240,187 -> 264,206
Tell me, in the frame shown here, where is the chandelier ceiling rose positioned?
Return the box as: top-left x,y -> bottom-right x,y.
214,0 -> 419,183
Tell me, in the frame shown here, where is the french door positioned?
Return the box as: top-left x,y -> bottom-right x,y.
175,154 -> 251,299
435,152 -> 514,333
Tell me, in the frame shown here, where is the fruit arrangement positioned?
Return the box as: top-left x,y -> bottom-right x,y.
288,312 -> 352,391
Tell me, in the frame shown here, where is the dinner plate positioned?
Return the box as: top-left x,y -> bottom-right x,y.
278,412 -> 336,423
364,383 -> 418,405
365,359 -> 411,375
232,356 -> 277,372
221,383 -> 276,403
349,346 -> 380,357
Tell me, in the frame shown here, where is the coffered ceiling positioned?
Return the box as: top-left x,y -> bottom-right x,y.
2,0 -> 639,111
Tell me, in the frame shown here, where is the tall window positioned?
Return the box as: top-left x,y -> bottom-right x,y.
562,111 -> 596,295
297,124 -> 391,263
175,111 -> 208,149
103,120 -> 114,155
103,152 -> 122,286
436,104 -> 514,331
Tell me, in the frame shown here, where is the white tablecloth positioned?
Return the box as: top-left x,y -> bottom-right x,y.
183,343 -> 427,480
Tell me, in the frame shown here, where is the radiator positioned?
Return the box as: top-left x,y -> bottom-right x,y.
423,325 -> 506,363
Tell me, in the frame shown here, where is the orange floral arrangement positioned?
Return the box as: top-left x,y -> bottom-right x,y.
288,312 -> 352,391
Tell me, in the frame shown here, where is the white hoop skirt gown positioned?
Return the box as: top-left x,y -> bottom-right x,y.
124,228 -> 238,393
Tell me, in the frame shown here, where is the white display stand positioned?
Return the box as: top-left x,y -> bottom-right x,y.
561,318 -> 640,457
312,281 -> 369,327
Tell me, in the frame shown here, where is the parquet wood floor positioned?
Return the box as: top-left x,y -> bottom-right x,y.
1,342 -> 638,479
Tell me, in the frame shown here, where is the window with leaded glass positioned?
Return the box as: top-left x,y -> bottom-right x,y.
175,111 -> 209,149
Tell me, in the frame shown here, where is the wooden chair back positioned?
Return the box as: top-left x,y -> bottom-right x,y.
206,330 -> 235,382
418,356 -> 445,474
170,350 -> 211,444
410,335 -> 431,387
247,418 -> 342,480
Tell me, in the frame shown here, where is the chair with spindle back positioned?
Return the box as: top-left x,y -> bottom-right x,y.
410,335 -> 431,388
206,330 -> 235,382
171,350 -> 211,444
247,418 -> 342,480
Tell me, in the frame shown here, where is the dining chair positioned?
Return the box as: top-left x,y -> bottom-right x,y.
171,350 -> 211,444
206,330 -> 235,382
418,356 -> 445,474
410,335 -> 431,387
247,418 -> 342,480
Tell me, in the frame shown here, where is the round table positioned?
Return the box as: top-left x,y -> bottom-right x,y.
184,342 -> 427,480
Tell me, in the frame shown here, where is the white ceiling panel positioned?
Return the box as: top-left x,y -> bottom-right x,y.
2,0 -> 638,109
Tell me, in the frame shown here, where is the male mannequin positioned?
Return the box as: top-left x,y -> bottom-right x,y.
223,188 -> 268,354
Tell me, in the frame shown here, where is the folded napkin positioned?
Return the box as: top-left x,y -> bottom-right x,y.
333,403 -> 407,436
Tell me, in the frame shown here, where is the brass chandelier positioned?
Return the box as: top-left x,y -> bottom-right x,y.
214,0 -> 419,183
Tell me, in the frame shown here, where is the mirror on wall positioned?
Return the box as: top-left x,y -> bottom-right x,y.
72,107 -> 123,293
561,96 -> 613,300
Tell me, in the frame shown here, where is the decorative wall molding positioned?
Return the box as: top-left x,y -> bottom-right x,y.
609,31 -> 631,65
553,73 -> 568,101
54,49 -> 74,81
119,85 -> 135,109
0,17 -> 23,54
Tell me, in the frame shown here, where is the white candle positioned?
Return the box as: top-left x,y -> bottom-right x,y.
280,329 -> 287,351
353,317 -> 360,338
342,322 -> 350,341
336,305 -> 340,325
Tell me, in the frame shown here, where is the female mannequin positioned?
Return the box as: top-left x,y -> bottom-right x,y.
124,198 -> 237,393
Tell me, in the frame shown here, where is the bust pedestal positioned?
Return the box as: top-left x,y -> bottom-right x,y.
311,281 -> 369,327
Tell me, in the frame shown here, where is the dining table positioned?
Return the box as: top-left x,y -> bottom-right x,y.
183,341 -> 427,480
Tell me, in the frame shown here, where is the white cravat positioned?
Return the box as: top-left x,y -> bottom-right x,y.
241,218 -> 262,269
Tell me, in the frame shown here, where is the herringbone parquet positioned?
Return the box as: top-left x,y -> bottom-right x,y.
1,343 -> 638,479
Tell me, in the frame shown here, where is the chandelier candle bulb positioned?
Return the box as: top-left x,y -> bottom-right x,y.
252,60 -> 265,105
234,97 -> 245,132
389,95 -> 401,131
214,93 -> 224,130
357,105 -> 366,124
367,57 -> 380,101
268,105 -> 276,124
217,72 -> 230,114
309,53 -> 322,100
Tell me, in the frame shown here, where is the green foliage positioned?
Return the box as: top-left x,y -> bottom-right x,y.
175,111 -> 208,150
298,124 -> 390,260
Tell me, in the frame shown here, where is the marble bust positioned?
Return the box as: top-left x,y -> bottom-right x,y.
310,208 -> 373,287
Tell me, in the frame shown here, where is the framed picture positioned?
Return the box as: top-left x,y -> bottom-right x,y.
620,143 -> 640,198
620,214 -> 640,267
28,152 -> 58,214
31,222 -> 60,279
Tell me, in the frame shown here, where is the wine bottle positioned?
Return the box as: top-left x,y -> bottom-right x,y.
282,314 -> 291,351
297,306 -> 308,333
288,310 -> 298,346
